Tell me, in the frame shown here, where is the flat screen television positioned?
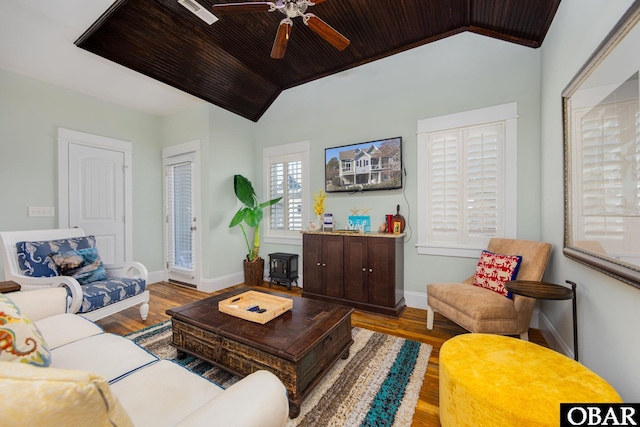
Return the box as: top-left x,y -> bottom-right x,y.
324,137 -> 402,193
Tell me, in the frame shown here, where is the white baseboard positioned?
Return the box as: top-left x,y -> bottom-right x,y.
198,272 -> 244,293
537,310 -> 573,359
147,270 -> 164,285
404,290 -> 428,309
153,268 -> 304,294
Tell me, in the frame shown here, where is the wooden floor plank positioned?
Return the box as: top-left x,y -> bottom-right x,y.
97,281 -> 549,426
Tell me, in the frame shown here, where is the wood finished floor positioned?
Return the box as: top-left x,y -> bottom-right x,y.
97,281 -> 549,427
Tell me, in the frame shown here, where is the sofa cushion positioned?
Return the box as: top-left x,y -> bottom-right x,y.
110,360 -> 224,427
35,313 -> 104,350
0,293 -> 51,367
472,250 -> 522,298
51,247 -> 108,285
16,236 -> 97,278
51,333 -> 157,383
0,361 -> 133,427
75,277 -> 147,314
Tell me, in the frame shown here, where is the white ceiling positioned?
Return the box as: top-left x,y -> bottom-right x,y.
0,0 -> 203,117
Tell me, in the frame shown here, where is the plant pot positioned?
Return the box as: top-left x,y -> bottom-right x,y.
243,257 -> 265,286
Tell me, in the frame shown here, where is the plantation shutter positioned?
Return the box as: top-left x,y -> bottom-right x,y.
287,160 -> 303,230
466,123 -> 503,243
270,162 -> 285,230
269,155 -> 303,235
427,131 -> 460,243
426,122 -> 505,246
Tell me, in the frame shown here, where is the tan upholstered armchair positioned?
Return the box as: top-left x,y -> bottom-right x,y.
426,238 -> 551,340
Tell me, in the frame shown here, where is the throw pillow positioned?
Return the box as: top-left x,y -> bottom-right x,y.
0,293 -> 51,367
51,247 -> 108,285
473,250 -> 522,298
0,361 -> 134,427
16,236 -> 97,278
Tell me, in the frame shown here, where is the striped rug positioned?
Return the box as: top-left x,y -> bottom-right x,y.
128,321 -> 432,427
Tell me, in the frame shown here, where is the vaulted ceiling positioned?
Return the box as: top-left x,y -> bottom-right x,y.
76,0 -> 561,122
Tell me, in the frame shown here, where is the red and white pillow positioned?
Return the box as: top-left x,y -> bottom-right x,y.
473,250 -> 522,298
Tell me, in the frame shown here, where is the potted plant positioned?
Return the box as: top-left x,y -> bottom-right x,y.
229,174 -> 281,286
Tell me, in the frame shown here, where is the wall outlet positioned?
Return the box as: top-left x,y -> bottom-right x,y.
28,207 -> 55,217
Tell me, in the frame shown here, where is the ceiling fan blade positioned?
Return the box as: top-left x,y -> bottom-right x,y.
271,19 -> 292,59
212,2 -> 274,14
309,0 -> 327,4
303,14 -> 350,51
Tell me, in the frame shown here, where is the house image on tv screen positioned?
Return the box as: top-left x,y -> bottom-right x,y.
325,137 -> 402,192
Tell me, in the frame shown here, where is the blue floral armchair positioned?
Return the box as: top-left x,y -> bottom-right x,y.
1,228 -> 149,321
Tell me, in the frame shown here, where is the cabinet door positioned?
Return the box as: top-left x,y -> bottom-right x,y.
322,235 -> 344,298
302,234 -> 323,294
367,238 -> 396,307
344,236 -> 368,302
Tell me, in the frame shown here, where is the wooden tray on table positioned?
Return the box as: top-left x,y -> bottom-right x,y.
218,290 -> 293,324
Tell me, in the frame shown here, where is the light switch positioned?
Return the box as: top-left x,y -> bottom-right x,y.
28,207 -> 55,217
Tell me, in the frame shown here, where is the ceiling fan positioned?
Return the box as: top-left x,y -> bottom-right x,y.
212,0 -> 350,59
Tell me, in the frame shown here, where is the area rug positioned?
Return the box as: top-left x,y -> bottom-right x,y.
127,321 -> 432,427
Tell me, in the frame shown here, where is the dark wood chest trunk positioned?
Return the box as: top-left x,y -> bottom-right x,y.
167,288 -> 353,418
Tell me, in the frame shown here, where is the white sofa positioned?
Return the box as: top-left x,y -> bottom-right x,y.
1,288 -> 289,427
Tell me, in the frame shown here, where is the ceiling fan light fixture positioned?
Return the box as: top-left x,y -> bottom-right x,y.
213,0 -> 348,58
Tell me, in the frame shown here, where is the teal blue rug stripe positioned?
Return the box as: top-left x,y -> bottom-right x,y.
360,339 -> 422,427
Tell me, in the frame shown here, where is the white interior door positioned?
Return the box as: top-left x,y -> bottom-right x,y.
68,143 -> 126,264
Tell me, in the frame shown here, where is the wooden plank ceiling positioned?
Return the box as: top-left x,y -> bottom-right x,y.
76,0 -> 561,121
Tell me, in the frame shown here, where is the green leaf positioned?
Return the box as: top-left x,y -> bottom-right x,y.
241,206 -> 263,228
234,175 -> 256,208
229,208 -> 247,228
258,196 -> 282,209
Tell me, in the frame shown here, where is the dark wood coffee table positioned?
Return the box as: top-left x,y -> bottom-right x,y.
166,287 -> 353,418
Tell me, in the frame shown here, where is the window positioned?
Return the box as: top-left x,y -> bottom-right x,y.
416,103 -> 517,257
263,141 -> 311,244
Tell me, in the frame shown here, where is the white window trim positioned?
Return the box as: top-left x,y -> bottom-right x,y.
416,103 -> 518,258
263,140 -> 311,246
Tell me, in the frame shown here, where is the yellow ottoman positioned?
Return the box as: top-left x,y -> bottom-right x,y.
439,334 -> 622,427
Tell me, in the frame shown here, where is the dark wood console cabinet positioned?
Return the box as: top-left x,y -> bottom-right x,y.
302,232 -> 405,316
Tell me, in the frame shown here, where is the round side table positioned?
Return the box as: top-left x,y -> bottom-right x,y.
505,280 -> 578,361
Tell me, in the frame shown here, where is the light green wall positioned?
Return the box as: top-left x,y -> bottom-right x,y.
540,0 -> 640,401
207,106 -> 255,278
160,103 -> 256,280
256,31 -> 543,295
0,68 -> 164,276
